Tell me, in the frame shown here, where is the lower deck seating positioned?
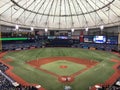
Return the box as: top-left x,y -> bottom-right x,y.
2,42 -> 42,51
0,62 -> 38,90
73,43 -> 118,51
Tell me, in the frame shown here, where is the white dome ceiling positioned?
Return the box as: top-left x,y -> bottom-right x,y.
0,0 -> 120,30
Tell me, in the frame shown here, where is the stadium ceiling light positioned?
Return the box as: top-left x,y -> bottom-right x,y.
30,27 -> 34,31
15,25 -> 19,30
100,25 -> 104,30
45,28 -> 48,32
85,27 -> 89,32
71,28 -> 74,32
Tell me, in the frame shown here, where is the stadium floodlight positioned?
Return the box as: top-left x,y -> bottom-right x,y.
15,25 -> 19,30
71,28 -> 74,32
45,28 -> 48,32
85,27 -> 89,32
30,27 -> 34,31
100,25 -> 104,30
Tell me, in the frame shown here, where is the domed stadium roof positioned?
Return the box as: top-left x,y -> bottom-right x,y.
0,0 -> 120,30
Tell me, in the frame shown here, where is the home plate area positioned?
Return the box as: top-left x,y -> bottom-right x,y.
58,76 -> 74,83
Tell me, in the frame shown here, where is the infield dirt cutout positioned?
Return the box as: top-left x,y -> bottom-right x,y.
27,56 -> 98,83
60,65 -> 68,69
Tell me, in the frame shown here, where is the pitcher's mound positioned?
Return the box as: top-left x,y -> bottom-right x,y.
60,65 -> 68,69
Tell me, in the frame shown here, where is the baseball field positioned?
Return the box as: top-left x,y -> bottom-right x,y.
2,48 -> 120,90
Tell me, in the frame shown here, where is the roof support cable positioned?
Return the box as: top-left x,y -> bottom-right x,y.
14,0 -> 37,22
12,0 -> 30,16
97,1 -> 117,23
38,0 -> 52,25
0,0 -> 21,15
71,0 -> 81,27
0,1 -> 11,9
63,0 -> 67,27
110,0 -> 120,10
100,0 -> 119,18
80,0 -> 96,26
90,0 -> 113,25
84,0 -> 105,25
32,0 -> 48,24
67,0 -> 74,28
45,0 -> 55,28
75,0 -> 87,28
58,0 -> 62,29
52,0 -> 59,23
24,0 -> 44,22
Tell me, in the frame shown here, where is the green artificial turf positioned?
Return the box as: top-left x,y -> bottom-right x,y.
40,60 -> 86,76
2,48 -> 120,90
